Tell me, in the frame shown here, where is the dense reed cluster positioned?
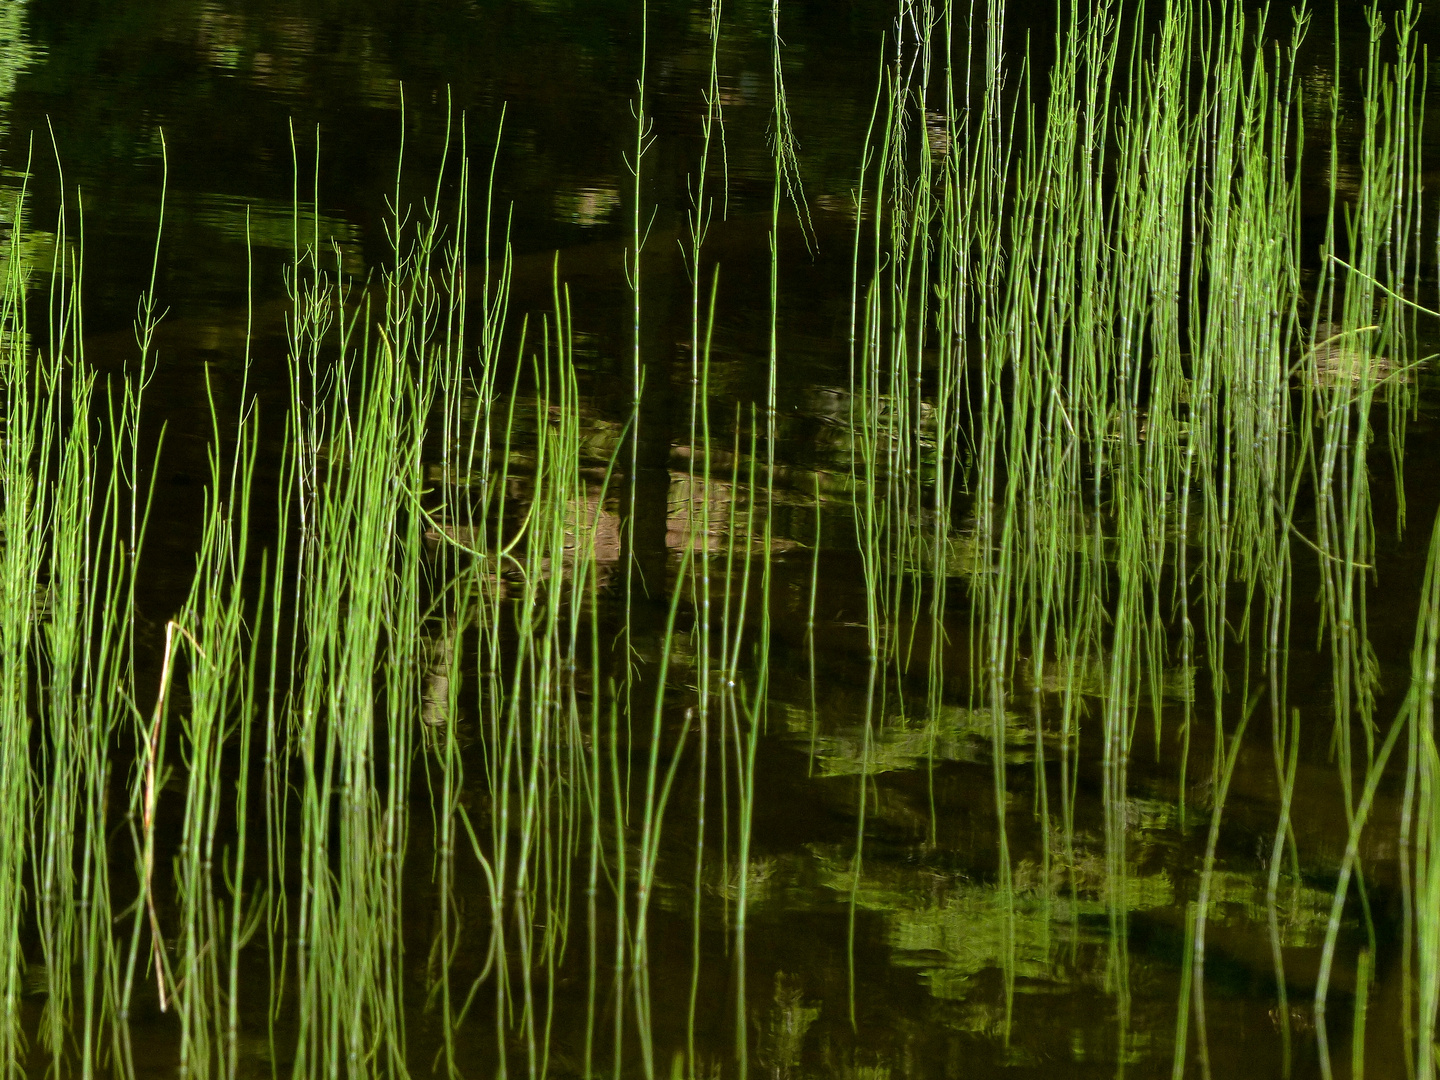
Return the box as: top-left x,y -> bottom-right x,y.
2,0 -> 1440,1077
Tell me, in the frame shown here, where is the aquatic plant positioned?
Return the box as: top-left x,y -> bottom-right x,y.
1,0 -> 1439,1076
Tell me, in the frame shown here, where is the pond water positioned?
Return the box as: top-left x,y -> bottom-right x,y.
4,1 -> 1440,1078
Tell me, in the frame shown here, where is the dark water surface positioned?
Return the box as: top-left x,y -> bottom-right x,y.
6,1 -> 1440,1077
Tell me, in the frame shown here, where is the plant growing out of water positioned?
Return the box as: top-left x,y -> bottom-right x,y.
2,0 -> 1440,1077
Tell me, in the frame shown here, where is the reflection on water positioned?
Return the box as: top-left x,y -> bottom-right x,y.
190,1 -> 400,102
0,0 -> 38,290
0,1 -> 35,109
555,183 -> 622,228
0,1 -> 1438,1079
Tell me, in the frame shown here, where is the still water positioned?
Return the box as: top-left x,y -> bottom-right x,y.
4,0 -> 1440,1077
